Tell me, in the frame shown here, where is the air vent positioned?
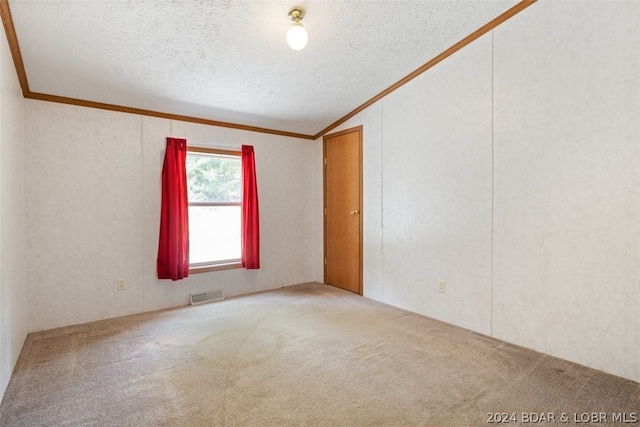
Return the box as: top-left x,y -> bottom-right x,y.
189,290 -> 225,306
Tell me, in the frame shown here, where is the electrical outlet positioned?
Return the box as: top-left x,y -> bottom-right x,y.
117,278 -> 126,290
438,280 -> 446,293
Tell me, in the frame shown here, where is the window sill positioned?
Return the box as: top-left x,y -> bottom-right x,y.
189,262 -> 242,274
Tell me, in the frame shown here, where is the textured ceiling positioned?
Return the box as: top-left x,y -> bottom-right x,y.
8,0 -> 516,136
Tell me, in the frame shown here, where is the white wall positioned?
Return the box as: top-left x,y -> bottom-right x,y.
0,22 -> 28,400
492,0 -> 639,383
383,35 -> 494,335
25,101 -> 322,332
327,0 -> 640,382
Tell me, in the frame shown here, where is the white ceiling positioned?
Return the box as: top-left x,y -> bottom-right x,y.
9,0 -> 516,136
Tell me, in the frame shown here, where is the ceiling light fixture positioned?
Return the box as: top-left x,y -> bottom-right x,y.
287,7 -> 308,50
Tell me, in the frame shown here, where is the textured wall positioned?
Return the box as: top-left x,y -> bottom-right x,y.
492,0 -> 639,382
332,1 -> 640,381
382,36 -> 493,335
0,22 -> 27,401
25,101 -> 322,332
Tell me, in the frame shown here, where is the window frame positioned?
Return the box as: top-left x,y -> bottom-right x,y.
186,146 -> 242,274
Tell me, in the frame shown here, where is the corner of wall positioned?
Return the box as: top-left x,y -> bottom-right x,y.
0,24 -> 28,401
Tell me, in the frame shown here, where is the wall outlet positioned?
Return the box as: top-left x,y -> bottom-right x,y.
438,280 -> 446,293
117,278 -> 126,290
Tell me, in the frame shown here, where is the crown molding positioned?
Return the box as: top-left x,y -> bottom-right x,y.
25,92 -> 315,140
0,0 -> 29,95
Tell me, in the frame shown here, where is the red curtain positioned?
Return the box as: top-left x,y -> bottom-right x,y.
241,145 -> 260,269
157,137 -> 190,280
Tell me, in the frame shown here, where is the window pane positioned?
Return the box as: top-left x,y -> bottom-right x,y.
189,206 -> 241,264
187,154 -> 241,203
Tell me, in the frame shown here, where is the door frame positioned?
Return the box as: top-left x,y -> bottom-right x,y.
323,125 -> 363,295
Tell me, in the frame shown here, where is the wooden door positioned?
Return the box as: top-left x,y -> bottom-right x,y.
324,126 -> 362,295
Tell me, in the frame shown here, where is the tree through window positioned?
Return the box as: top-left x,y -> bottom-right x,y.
186,147 -> 241,267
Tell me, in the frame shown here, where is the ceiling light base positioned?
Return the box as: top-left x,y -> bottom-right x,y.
288,7 -> 305,22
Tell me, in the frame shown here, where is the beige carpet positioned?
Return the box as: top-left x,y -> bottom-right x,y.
0,282 -> 638,426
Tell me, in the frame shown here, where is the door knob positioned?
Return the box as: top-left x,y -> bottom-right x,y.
350,210 -> 360,215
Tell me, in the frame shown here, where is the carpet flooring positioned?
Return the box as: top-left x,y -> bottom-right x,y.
0,282 -> 638,426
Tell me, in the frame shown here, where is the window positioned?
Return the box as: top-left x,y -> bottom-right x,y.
186,147 -> 242,272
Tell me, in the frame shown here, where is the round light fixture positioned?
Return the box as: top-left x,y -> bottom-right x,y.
287,7 -> 308,50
